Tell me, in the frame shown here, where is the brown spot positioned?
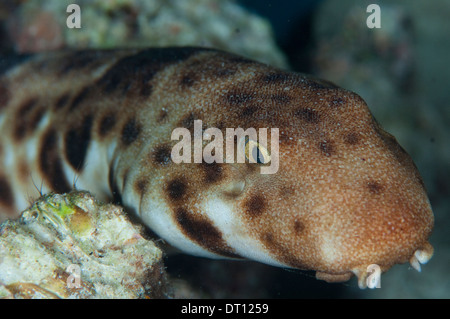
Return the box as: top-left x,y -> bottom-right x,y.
180,73 -> 196,87
97,47 -> 200,94
153,144 -> 172,166
98,113 -> 116,137
178,112 -> 198,133
225,91 -> 254,106
271,94 -> 291,104
180,58 -> 236,88
121,118 -> 141,146
293,220 -> 305,234
55,93 -> 70,110
39,129 -> 71,193
202,162 -> 223,184
244,194 -> 266,217
65,115 -> 93,171
241,106 -> 258,117
329,96 -> 346,107
175,208 -> 240,258
294,108 -> 320,124
367,180 -> 384,194
13,123 -> 26,141
134,178 -> 148,196
166,178 -> 187,201
319,140 -> 334,156
0,176 -> 14,208
0,81 -> 10,108
157,109 -> 168,123
68,87 -> 91,112
97,63 -> 126,93
344,132 -> 360,145
216,68 -> 235,77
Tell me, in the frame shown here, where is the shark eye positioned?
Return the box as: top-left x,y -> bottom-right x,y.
245,138 -> 271,164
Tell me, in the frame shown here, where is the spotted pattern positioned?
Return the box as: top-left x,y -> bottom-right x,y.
153,144 -> 172,166
166,178 -> 187,202
157,109 -> 168,123
367,180 -> 384,194
0,47 -> 434,287
344,132 -> 360,145
225,91 -> 254,106
293,220 -> 305,234
244,194 -> 266,217
97,47 -> 200,95
241,106 -> 257,117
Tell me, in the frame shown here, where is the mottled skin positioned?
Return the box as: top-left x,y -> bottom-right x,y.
0,48 -> 434,287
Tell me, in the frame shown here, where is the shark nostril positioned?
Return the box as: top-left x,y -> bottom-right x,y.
222,164 -> 246,198
223,180 -> 245,198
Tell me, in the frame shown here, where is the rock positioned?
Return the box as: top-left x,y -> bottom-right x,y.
3,0 -> 288,68
0,191 -> 170,299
